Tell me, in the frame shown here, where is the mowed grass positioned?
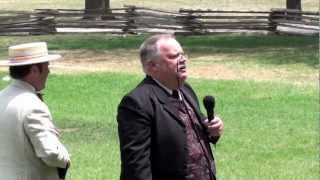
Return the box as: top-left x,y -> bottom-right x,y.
0,35 -> 317,72
0,34 -> 317,85
0,71 -> 317,179
0,34 -> 318,179
1,0 -> 318,11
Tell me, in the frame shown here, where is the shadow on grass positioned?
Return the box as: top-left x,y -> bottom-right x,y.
179,35 -> 318,68
0,34 -> 318,68
187,47 -> 318,68
178,35 -> 317,49
249,48 -> 318,68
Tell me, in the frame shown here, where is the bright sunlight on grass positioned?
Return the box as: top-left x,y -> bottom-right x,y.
0,33 -> 318,179
0,70 -> 318,179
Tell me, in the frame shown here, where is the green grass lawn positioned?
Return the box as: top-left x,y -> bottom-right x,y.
0,35 -> 317,71
0,34 -> 317,86
0,34 -> 318,179
0,72 -> 318,179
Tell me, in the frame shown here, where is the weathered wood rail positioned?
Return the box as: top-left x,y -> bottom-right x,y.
0,6 -> 318,35
270,8 -> 319,32
0,11 -> 56,35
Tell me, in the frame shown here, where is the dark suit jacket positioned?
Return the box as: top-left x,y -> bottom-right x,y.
117,76 -> 219,180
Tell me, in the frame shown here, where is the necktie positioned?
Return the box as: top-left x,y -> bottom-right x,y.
172,90 -> 180,99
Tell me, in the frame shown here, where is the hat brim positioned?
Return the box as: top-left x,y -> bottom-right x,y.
0,54 -> 61,66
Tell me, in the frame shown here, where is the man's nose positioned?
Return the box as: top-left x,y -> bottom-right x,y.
180,55 -> 187,63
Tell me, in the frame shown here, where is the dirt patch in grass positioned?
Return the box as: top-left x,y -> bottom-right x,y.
51,50 -> 141,74
2,50 -> 316,86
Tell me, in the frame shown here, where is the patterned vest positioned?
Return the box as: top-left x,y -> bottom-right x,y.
172,90 -> 214,180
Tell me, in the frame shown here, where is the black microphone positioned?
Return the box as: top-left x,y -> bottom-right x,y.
203,95 -> 215,122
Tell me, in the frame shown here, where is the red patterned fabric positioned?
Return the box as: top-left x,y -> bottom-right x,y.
173,97 -> 213,180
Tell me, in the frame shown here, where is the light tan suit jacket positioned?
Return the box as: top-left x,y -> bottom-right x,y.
0,80 -> 70,180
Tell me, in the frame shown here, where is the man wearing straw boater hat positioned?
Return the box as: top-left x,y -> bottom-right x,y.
0,42 -> 70,180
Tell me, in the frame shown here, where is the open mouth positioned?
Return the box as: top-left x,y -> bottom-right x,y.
179,65 -> 186,72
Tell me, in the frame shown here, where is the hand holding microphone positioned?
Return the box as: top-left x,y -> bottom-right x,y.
203,95 -> 224,138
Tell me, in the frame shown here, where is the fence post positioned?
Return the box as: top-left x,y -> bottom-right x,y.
42,16 -> 57,34
34,11 -> 57,35
179,9 -> 204,35
268,9 -> 279,33
123,5 -> 137,34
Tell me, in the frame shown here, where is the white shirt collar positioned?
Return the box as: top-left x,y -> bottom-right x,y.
152,77 -> 182,100
12,79 -> 36,93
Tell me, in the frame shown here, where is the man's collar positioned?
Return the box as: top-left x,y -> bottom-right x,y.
151,77 -> 182,100
152,77 -> 172,94
12,79 -> 36,93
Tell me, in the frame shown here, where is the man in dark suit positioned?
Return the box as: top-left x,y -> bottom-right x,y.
117,34 -> 224,180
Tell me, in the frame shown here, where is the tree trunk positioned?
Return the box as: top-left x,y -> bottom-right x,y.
105,0 -> 111,14
286,0 -> 301,20
105,0 -> 110,10
286,0 -> 301,10
84,0 -> 111,19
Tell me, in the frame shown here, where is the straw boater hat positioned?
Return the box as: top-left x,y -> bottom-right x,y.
0,42 -> 61,66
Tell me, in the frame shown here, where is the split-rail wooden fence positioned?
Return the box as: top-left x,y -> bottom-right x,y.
0,6 -> 318,35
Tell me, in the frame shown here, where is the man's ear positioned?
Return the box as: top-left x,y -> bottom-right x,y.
30,65 -> 37,73
30,65 -> 40,75
145,61 -> 158,73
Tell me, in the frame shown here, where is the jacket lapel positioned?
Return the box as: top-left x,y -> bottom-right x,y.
146,77 -> 185,127
163,100 -> 185,127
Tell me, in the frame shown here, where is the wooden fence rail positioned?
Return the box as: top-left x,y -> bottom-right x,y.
0,6 -> 318,35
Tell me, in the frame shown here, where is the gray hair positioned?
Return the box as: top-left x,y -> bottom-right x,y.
139,34 -> 175,72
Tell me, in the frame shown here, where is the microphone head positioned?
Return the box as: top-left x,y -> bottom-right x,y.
203,95 -> 215,110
